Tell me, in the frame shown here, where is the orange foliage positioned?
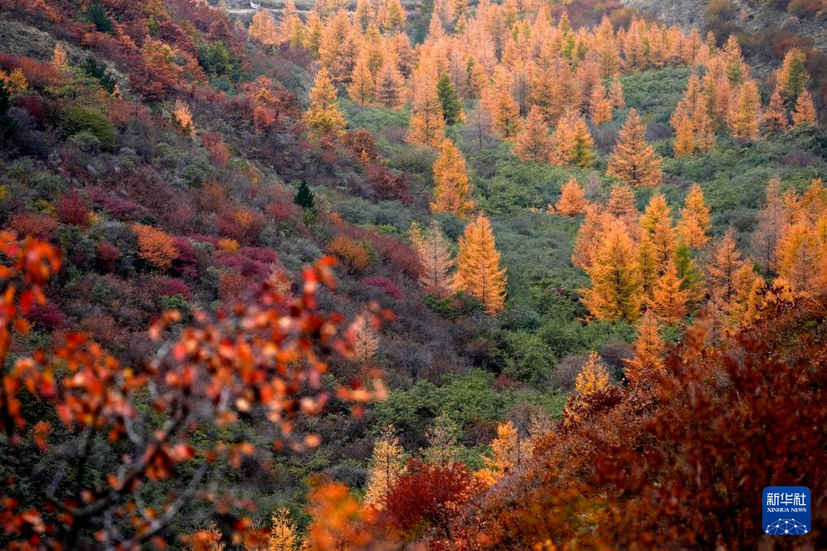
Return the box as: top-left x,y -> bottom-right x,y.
133,223 -> 178,271
327,236 -> 372,274
607,108 -> 663,187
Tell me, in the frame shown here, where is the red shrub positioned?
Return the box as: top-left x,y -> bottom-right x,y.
362,276 -> 402,299
26,300 -> 67,330
342,225 -> 420,279
15,95 -> 46,125
96,240 -> 120,272
216,209 -> 263,244
201,132 -> 231,167
10,212 -> 58,239
151,277 -> 192,301
172,237 -> 199,277
86,187 -> 143,220
0,53 -> 58,87
266,201 -> 300,222
55,190 -> 91,227
217,272 -> 250,303
384,461 -> 479,539
366,162 -> 411,203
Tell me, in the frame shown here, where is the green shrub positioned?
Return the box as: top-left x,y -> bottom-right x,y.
59,106 -> 116,149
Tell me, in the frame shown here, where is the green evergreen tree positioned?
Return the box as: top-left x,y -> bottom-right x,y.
81,58 -> 116,94
437,74 -> 463,126
294,180 -> 316,210
82,0 -> 113,34
0,82 -> 18,137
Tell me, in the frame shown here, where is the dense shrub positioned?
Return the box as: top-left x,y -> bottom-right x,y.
9,212 -> 57,239
133,224 -> 178,271
58,106 -> 117,149
326,236 -> 373,274
362,276 -> 403,299
55,190 -> 91,227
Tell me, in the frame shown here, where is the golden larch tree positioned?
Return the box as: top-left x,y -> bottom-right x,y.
486,67 -> 522,139
318,11 -> 358,84
625,308 -> 665,386
650,260 -> 689,324
351,317 -> 379,365
572,206 -> 612,271
706,229 -> 747,305
423,412 -> 460,466
776,48 -> 809,103
304,68 -> 347,137
762,90 -> 789,135
410,220 -> 454,292
776,221 -> 824,294
280,0 -> 304,48
268,507 -> 299,551
792,90 -> 817,127
574,352 -> 611,396
513,106 -> 552,162
581,219 -> 643,322
407,69 -> 445,147
454,214 -> 508,314
347,53 -> 374,105
607,108 -> 663,187
550,109 -> 598,168
52,43 -> 68,69
374,60 -> 405,109
641,193 -> 676,273
672,110 -> 696,157
590,84 -> 613,125
677,184 -> 711,249
431,139 -> 475,217
555,177 -> 588,216
751,177 -> 785,270
727,79 -> 761,141
364,426 -> 406,510
477,421 -> 527,486
609,76 -> 625,108
249,10 -> 279,48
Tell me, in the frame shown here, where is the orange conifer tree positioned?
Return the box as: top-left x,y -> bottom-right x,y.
727,79 -> 761,141
607,109 -> 663,187
792,90 -> 817,127
590,85 -> 613,125
304,68 -> 347,138
640,194 -> 676,274
550,110 -> 598,168
762,90 -> 789,135
348,53 -> 375,105
676,184 -> 711,249
486,67 -> 522,139
454,214 -> 507,314
410,220 -> 454,292
374,60 -> 405,109
513,106 -> 552,162
624,308 -> 665,385
431,139 -> 475,217
706,229 -> 748,305
572,206 -> 611,271
249,10 -> 279,48
580,219 -> 643,322
555,177 -> 588,216
609,76 -> 625,108
650,260 -> 689,324
407,70 -> 445,147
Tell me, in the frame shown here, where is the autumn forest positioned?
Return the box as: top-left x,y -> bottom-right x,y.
0,0 -> 826,548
